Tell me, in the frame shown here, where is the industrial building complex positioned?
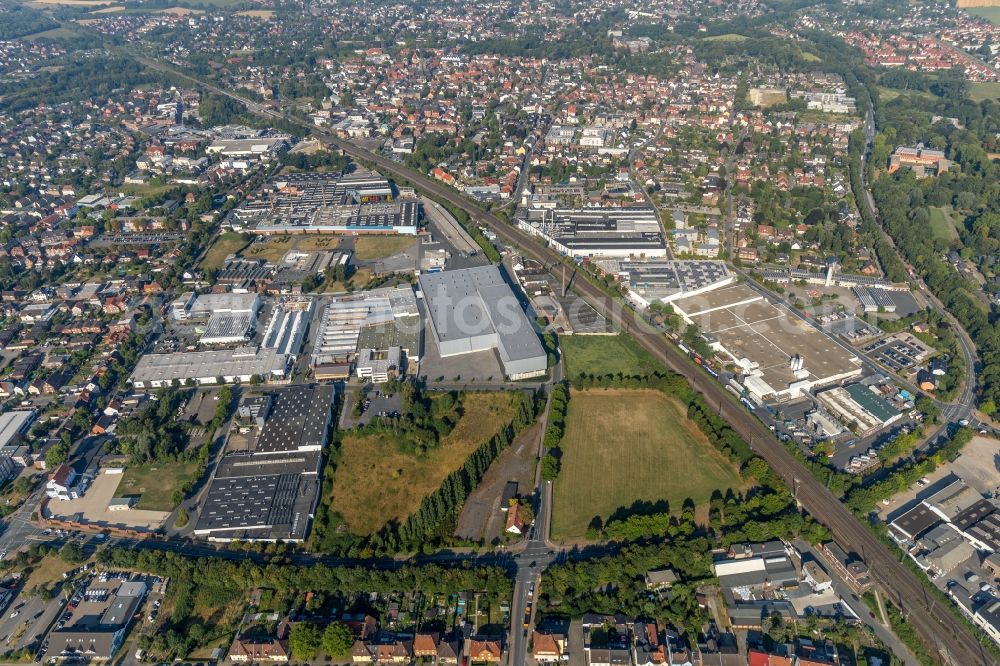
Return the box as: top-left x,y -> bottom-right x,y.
418,265 -> 547,379
128,346 -> 292,389
225,170 -> 419,235
310,286 -> 420,381
193,384 -> 335,542
671,283 -> 863,402
594,259 -> 733,307
517,206 -> 666,258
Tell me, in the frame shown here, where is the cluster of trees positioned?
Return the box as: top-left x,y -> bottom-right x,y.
103,547 -> 511,661
373,390 -> 538,552
44,408 -> 93,469
354,384 -> 463,455
198,94 -> 250,127
540,383 -> 568,481
844,427 -> 973,515
540,541 -> 711,633
871,165 -> 1000,413
281,149 -> 350,173
0,5 -> 57,40
114,389 -> 192,465
288,621 -> 354,660
0,56 -> 182,114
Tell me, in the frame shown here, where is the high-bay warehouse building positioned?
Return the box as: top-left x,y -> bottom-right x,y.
225,170 -> 419,236
418,266 -> 547,379
194,385 -> 334,542
516,206 -> 666,258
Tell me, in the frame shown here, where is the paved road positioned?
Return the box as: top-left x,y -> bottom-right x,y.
120,58 -> 994,665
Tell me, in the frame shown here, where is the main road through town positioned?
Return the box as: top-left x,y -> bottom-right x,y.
134,56 -> 993,665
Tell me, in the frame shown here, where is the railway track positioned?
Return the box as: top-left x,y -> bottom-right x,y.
137,57 -> 993,665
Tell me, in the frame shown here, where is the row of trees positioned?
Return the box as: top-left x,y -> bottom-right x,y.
375,390 -> 538,552
844,427 -> 973,515
540,383 -> 568,481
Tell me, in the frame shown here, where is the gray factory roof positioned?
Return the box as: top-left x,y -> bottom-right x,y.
0,410 -> 33,448
130,347 -> 289,384
190,292 -> 260,315
201,311 -> 255,343
419,266 -> 546,367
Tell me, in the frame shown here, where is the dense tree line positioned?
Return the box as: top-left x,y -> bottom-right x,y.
540,383 -> 568,481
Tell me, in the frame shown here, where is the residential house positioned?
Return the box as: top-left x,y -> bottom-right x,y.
468,638 -> 503,663
227,636 -> 289,662
45,463 -> 79,500
532,632 -> 566,663
374,640 -> 412,664
413,633 -> 439,658
644,569 -> 678,591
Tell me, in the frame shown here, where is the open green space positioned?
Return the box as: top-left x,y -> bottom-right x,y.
969,81 -> 1000,102
929,206 -> 959,241
21,25 -> 79,40
200,231 -> 251,272
328,392 -> 519,535
113,460 -> 202,511
877,86 -> 937,103
559,333 -> 664,378
353,235 -> 416,260
702,33 -> 747,42
551,389 -> 746,539
967,6 -> 1000,25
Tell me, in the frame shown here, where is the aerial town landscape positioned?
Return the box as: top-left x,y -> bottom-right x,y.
5,0 -> 1000,664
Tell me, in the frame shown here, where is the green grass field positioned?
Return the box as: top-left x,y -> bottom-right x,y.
353,235 -> 416,260
967,7 -> 1000,25
328,392 -> 519,535
929,207 -> 959,241
702,33 -> 747,42
877,86 -> 937,103
200,231 -> 251,272
114,460 -> 202,511
559,333 -> 665,378
969,81 -> 1000,102
551,389 -> 746,540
